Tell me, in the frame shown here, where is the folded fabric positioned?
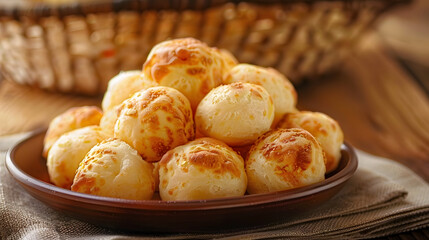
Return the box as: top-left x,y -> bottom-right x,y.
0,133 -> 428,240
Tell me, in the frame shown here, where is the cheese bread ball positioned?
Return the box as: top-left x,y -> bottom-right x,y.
43,106 -> 103,158
195,82 -> 274,146
114,86 -> 195,162
215,48 -> 239,73
99,106 -> 120,137
277,111 -> 344,173
224,64 -> 297,126
71,138 -> 155,200
142,38 -> 225,110
101,71 -> 158,112
159,138 -> 247,201
47,126 -> 107,189
246,128 -> 326,194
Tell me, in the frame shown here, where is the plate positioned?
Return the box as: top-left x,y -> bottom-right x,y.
6,130 -> 358,233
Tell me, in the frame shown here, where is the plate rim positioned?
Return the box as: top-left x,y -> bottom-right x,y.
6,130 -> 358,211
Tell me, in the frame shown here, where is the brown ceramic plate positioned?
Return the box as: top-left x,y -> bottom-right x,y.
6,130 -> 358,233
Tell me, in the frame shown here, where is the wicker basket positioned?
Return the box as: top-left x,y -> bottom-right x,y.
0,0 -> 408,95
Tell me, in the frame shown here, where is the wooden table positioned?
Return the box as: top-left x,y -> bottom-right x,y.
0,32 -> 428,239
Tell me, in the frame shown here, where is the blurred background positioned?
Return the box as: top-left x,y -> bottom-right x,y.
378,0 -> 429,92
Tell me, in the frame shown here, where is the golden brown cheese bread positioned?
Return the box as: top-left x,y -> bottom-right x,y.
114,86 -> 195,162
277,111 -> 344,173
71,138 -> 155,200
224,63 -> 297,126
47,126 -> 107,189
215,48 -> 239,74
195,82 -> 274,146
99,106 -> 120,137
246,128 -> 326,194
158,138 -> 247,201
142,38 -> 226,110
101,71 -> 158,112
43,106 -> 103,158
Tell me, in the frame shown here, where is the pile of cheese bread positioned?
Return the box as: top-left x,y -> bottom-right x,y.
43,38 -> 344,201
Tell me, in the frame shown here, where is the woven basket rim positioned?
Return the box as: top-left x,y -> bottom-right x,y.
0,0 -> 409,19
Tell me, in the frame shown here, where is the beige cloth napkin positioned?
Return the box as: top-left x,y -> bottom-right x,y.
1,132 -> 428,240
